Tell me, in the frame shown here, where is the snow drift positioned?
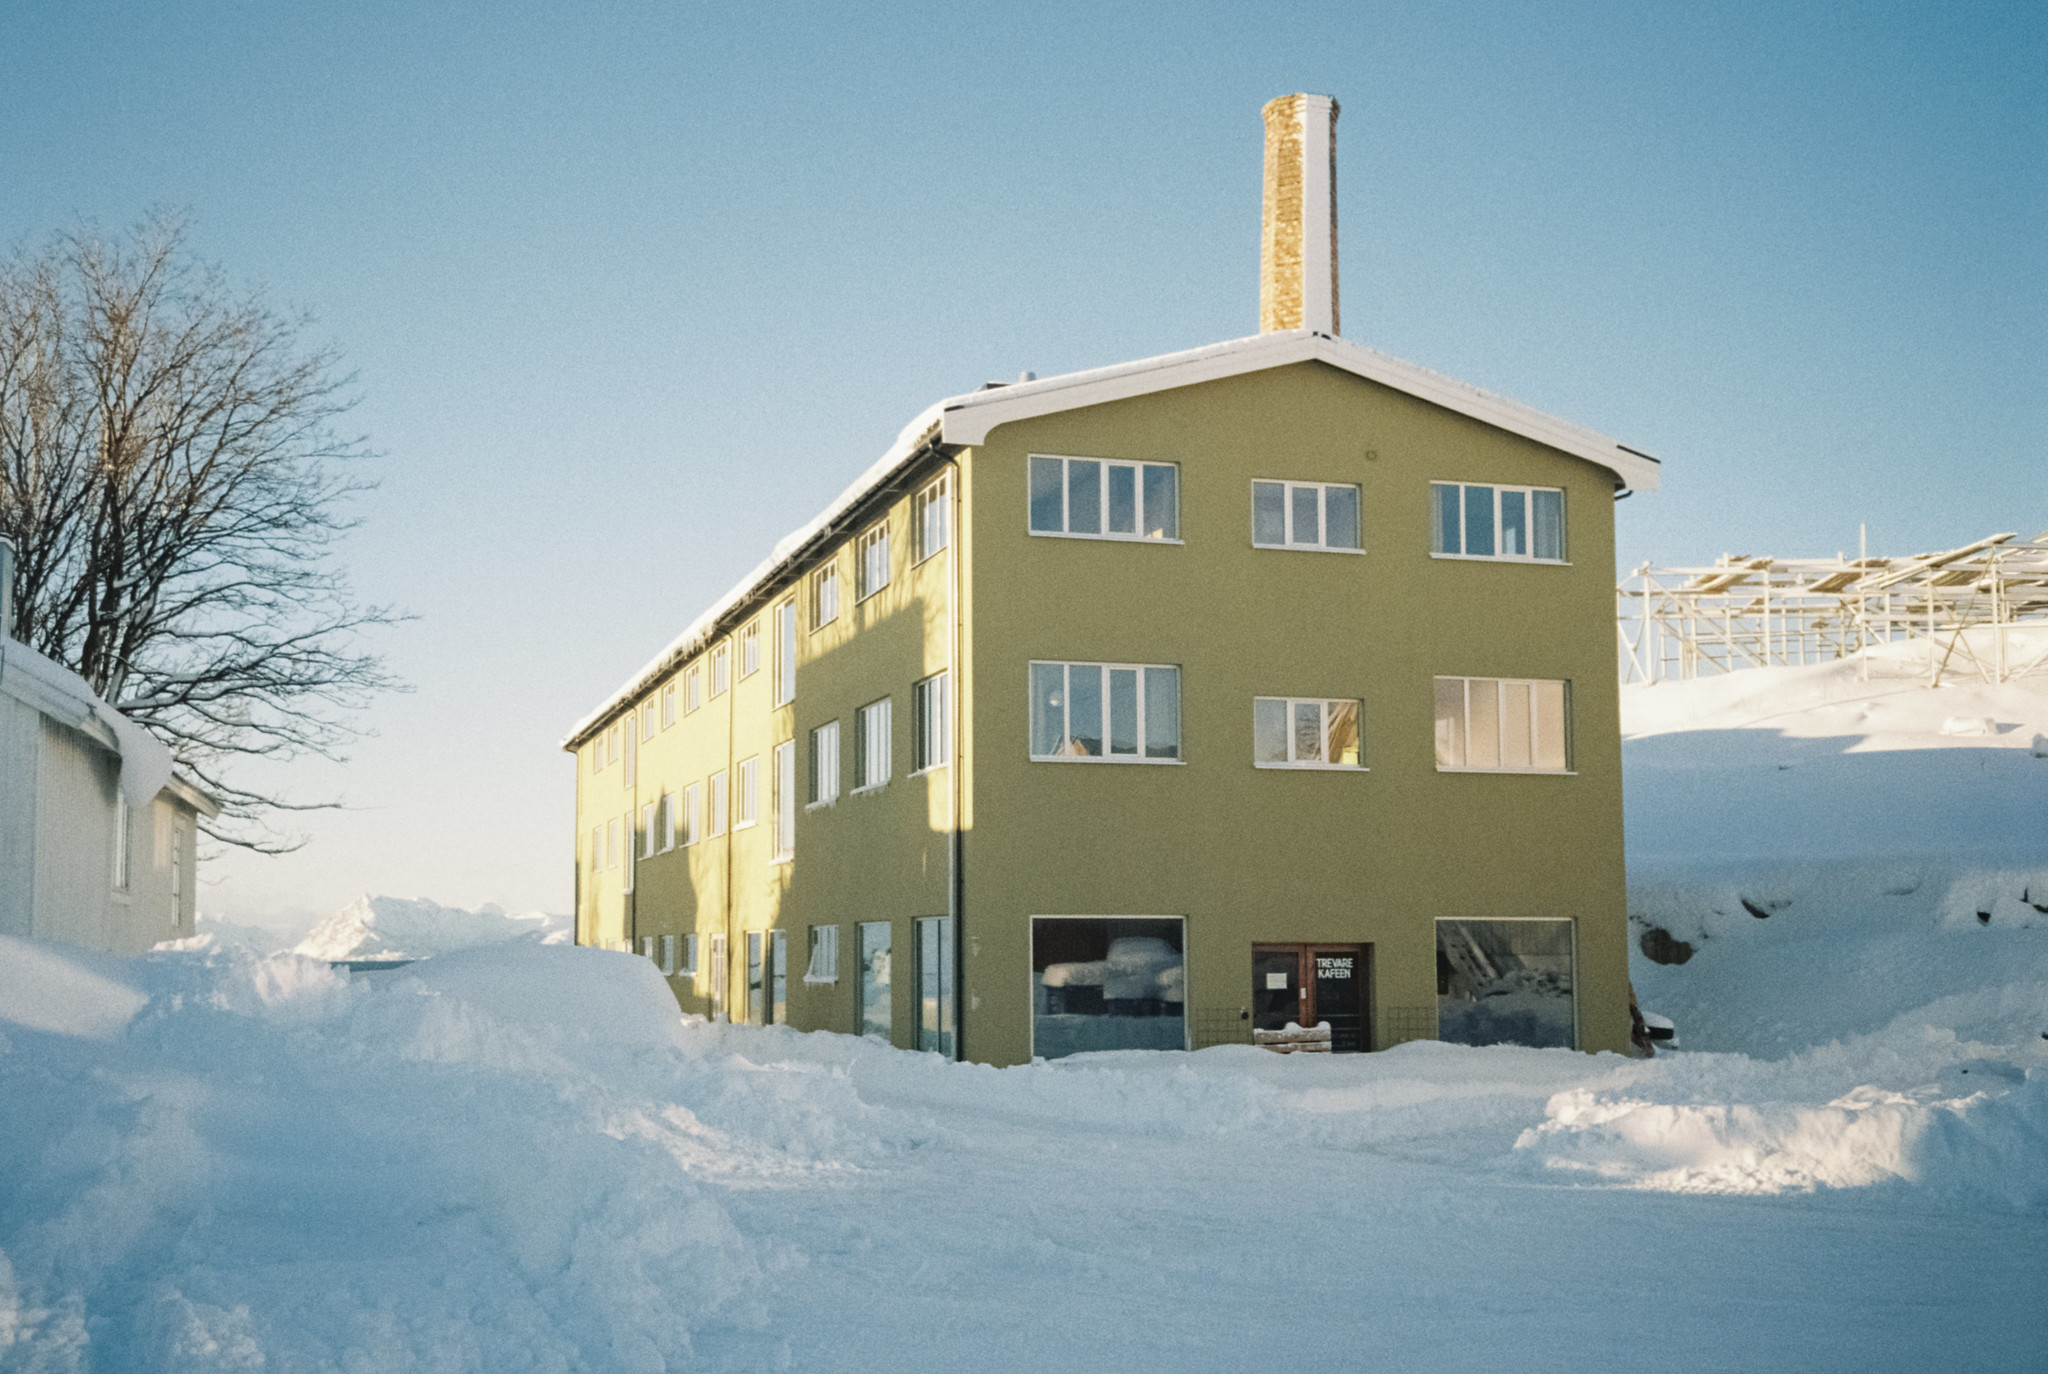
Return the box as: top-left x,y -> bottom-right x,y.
289,895 -> 570,961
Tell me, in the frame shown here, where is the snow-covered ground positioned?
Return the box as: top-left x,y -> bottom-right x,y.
2,640 -> 2045,1371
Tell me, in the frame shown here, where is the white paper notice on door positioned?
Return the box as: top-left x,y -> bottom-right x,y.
1265,972 -> 1288,989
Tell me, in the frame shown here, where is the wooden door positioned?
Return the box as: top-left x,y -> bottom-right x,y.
1252,943 -> 1372,1052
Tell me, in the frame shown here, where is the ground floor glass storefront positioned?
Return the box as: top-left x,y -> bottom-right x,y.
1032,917 -> 1186,1060
1434,918 -> 1576,1049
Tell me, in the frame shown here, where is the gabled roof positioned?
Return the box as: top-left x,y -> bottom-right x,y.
940,329 -> 1661,492
563,331 -> 1658,747
0,637 -> 221,815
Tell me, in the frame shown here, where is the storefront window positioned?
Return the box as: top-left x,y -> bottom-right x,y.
1032,917 -> 1186,1060
1435,919 -> 1575,1049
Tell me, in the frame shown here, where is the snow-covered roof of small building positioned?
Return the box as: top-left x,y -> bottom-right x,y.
563,329 -> 1659,747
0,636 -> 220,815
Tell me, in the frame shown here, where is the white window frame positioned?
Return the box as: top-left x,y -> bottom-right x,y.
804,923 -> 841,984
772,741 -> 796,861
622,721 -> 636,787
913,671 -> 950,773
1433,676 -> 1573,774
641,801 -> 658,858
740,621 -> 761,679
1250,479 -> 1365,553
657,933 -> 677,975
1027,454 -> 1182,543
856,522 -> 891,601
1027,660 -> 1183,764
606,818 -> 620,869
591,824 -> 603,871
641,700 -> 656,738
685,666 -> 701,714
808,720 -> 840,807
735,755 -> 760,829
811,563 -> 840,631
682,782 -> 703,845
678,932 -> 700,977
1252,696 -> 1366,769
775,600 -> 797,705
711,644 -> 729,697
661,683 -> 676,728
660,791 -> 677,851
709,769 -> 729,837
854,698 -> 891,792
915,472 -> 950,563
1430,481 -> 1568,563
623,814 -> 636,892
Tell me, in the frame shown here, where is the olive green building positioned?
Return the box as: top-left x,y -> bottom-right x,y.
564,95 -> 1660,1064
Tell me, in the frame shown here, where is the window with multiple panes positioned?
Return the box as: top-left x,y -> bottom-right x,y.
641,801 -> 657,857
622,721 -> 636,786
740,621 -> 761,678
677,932 -> 699,976
591,825 -> 602,871
1253,697 -> 1363,767
657,933 -> 677,974
1252,480 -> 1362,551
606,818 -> 619,869
711,645 -> 729,697
914,672 -> 949,771
623,816 -> 635,892
811,564 -> 840,630
709,769 -> 728,836
808,721 -> 840,805
915,473 -> 950,561
1028,455 -> 1179,541
857,523 -> 890,601
641,700 -> 655,739
1431,482 -> 1566,561
773,741 -> 796,859
1029,662 -> 1181,761
682,782 -> 703,845
660,791 -> 677,850
775,601 -> 796,704
804,924 -> 840,985
685,666 -> 701,714
855,698 -> 891,790
1433,676 -> 1570,772
661,683 -> 676,728
736,756 -> 760,828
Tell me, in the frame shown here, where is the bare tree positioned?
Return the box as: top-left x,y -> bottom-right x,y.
0,212 -> 401,850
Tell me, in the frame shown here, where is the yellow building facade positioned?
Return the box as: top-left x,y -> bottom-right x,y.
567,330 -> 1659,1064
566,96 -> 1660,1065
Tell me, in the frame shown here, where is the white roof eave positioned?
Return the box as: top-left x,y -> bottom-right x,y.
565,331 -> 1660,748
938,330 -> 1661,492
560,401 -> 957,749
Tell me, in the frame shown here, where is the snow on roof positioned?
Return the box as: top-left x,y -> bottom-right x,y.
563,330 -> 1658,747
939,330 -> 1661,490
1,636 -> 219,814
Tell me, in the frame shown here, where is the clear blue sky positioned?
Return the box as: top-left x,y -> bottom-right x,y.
5,1 -> 2041,925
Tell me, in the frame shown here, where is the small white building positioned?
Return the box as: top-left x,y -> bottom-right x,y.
0,539 -> 217,955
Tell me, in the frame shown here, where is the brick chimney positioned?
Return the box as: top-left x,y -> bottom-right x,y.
1260,94 -> 1339,335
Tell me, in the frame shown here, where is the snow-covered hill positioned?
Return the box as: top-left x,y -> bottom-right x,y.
289,895 -> 570,961
1,645 -> 2042,1370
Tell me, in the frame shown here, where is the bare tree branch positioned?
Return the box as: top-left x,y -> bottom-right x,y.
0,211 -> 404,851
